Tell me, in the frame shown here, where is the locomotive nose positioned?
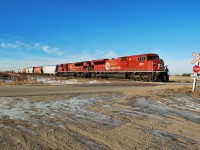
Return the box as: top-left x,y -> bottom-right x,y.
158,59 -> 164,70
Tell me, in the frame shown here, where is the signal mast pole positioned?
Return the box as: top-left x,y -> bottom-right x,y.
192,63 -> 198,92
192,54 -> 200,92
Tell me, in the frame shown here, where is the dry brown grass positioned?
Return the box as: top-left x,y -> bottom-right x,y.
0,79 -> 41,85
164,87 -> 200,98
170,75 -> 192,83
10,79 -> 42,85
0,73 -> 42,85
0,72 -> 10,77
0,81 -> 5,85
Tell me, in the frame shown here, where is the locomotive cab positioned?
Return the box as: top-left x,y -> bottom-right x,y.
147,54 -> 159,60
147,54 -> 164,71
147,54 -> 169,81
157,59 -> 165,71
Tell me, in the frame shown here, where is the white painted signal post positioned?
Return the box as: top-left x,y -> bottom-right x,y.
191,52 -> 200,92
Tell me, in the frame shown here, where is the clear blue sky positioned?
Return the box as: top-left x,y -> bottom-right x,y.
0,0 -> 199,74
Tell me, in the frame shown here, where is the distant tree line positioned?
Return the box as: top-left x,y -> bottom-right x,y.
182,73 -> 191,76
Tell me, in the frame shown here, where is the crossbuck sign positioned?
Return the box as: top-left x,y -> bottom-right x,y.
191,52 -> 200,64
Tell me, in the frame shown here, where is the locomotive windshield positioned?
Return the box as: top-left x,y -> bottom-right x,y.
147,55 -> 159,60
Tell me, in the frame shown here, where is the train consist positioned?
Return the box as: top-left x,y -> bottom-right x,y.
10,53 -> 169,82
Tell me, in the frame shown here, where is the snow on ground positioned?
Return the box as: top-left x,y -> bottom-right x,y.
163,95 -> 200,113
35,77 -> 82,85
0,94 -> 200,128
0,95 -> 121,128
34,77 -> 111,85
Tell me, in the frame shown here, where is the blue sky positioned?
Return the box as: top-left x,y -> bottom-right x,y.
0,0 -> 200,74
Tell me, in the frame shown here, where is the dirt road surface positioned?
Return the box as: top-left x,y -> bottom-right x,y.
0,76 -> 200,150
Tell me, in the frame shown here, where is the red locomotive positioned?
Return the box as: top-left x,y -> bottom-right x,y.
56,53 -> 169,82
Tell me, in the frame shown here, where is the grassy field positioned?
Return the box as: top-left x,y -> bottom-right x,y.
170,75 -> 193,83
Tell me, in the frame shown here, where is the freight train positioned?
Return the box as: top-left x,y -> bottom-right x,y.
10,53 -> 169,82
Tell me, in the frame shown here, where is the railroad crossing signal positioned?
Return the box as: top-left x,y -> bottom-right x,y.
193,65 -> 200,73
191,52 -> 200,64
191,74 -> 200,80
192,52 -> 200,92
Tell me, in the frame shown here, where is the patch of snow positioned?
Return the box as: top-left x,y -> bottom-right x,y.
167,95 -> 200,112
35,77 -> 82,85
0,95 -> 122,128
0,97 -> 31,120
88,80 -> 98,84
88,80 -> 111,84
35,77 -> 111,85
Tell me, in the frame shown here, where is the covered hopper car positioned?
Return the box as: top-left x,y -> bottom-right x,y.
43,65 -> 56,75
